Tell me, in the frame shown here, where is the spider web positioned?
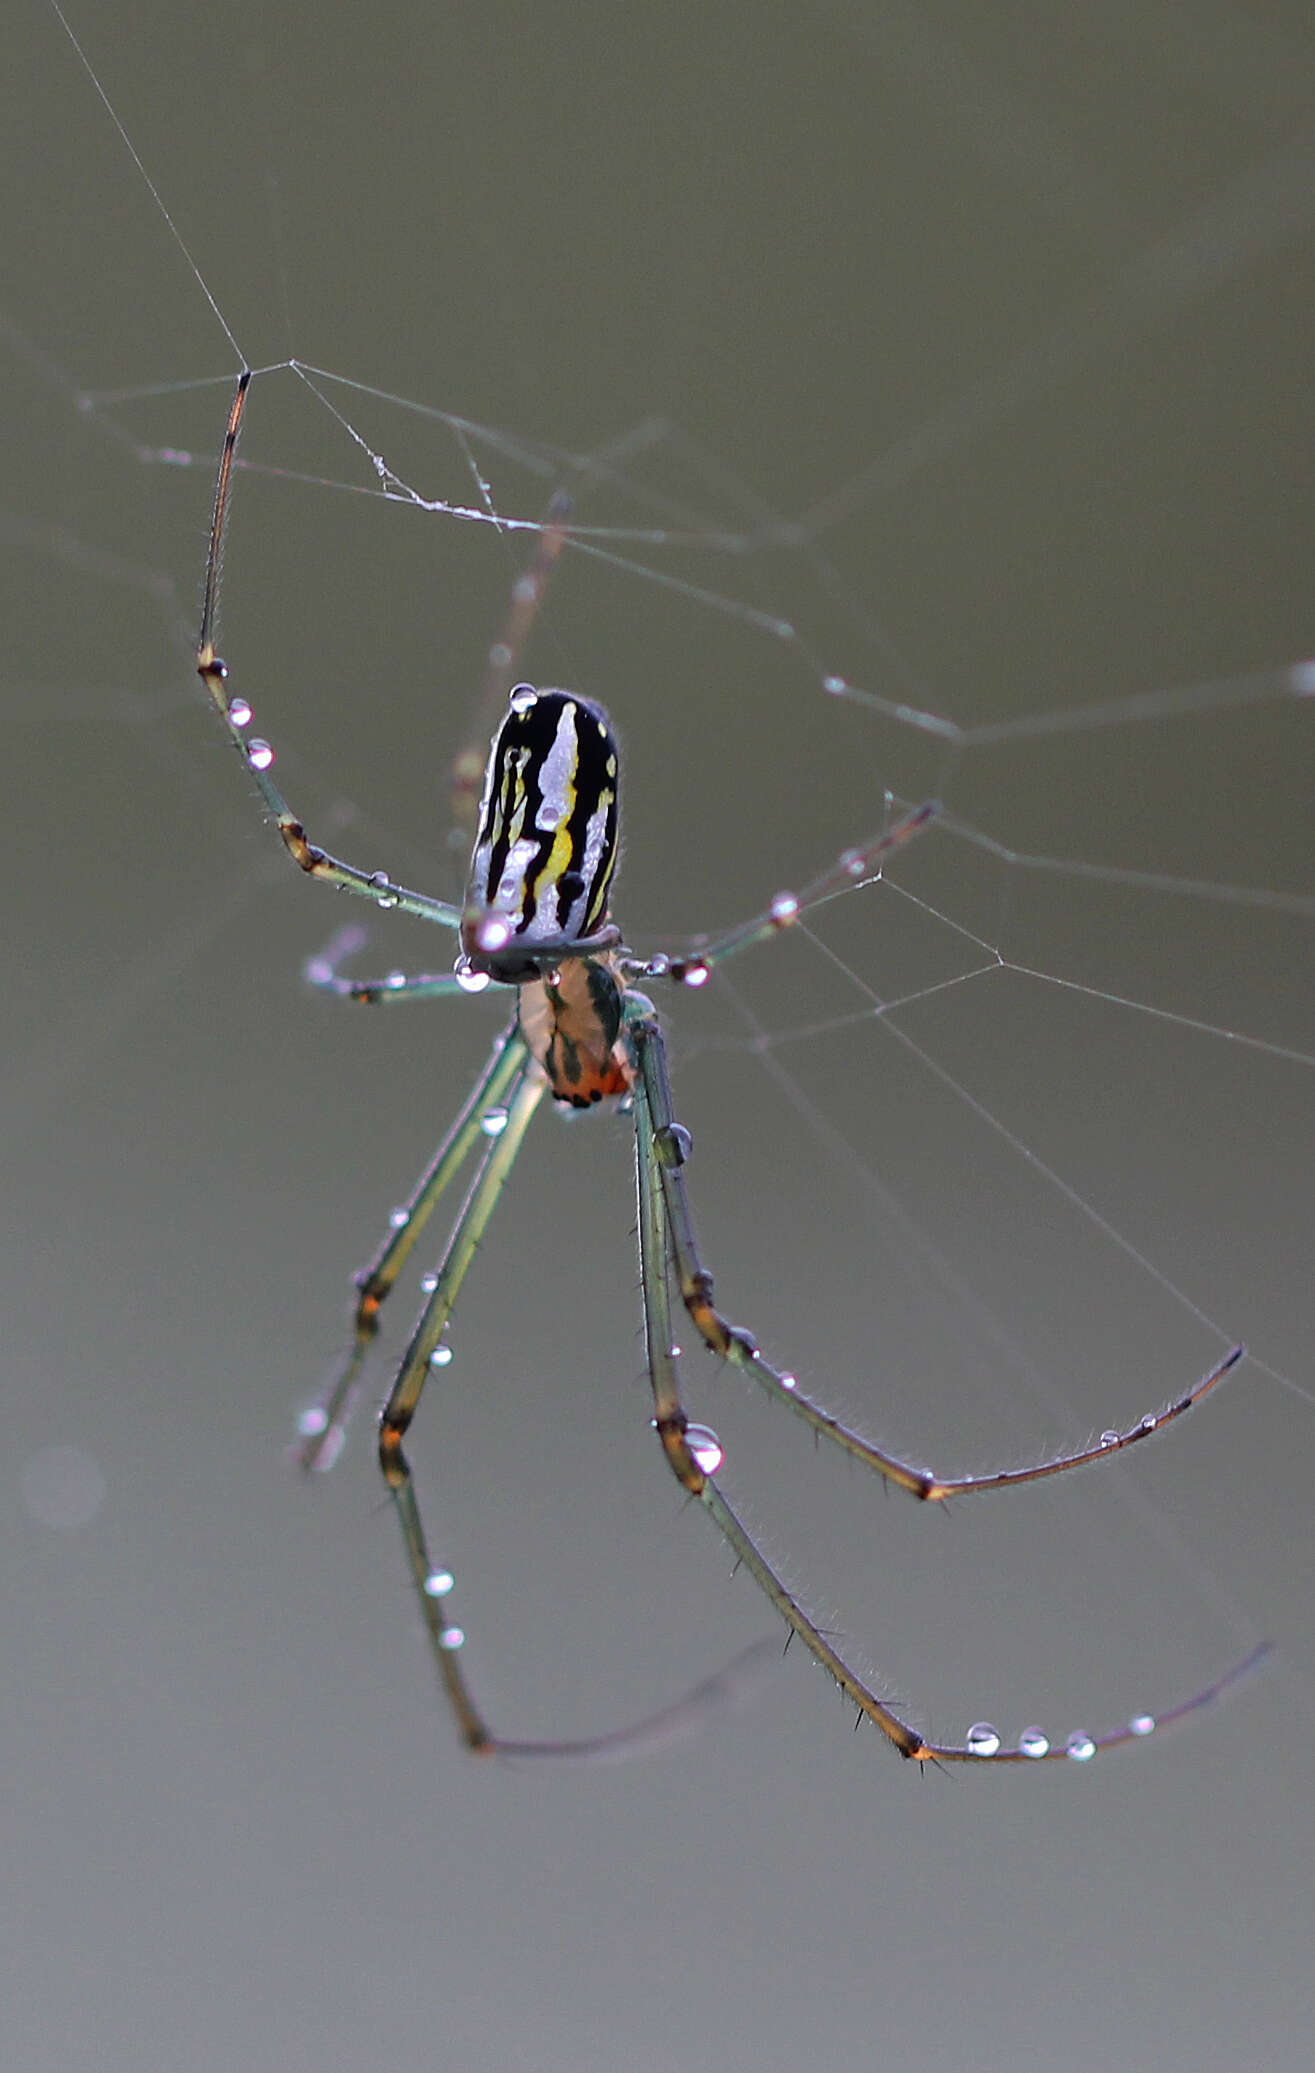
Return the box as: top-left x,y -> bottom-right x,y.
3,7 -> 1314,2066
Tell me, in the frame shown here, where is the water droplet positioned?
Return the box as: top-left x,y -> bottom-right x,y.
779,1371 -> 798,1391
509,684 -> 537,713
966,1721 -> 1001,1757
423,1569 -> 455,1598
420,1273 -> 439,1294
369,871 -> 398,909
1129,1713 -> 1156,1737
476,914 -> 512,953
428,1345 -> 453,1368
1140,1413 -> 1158,1433
481,1106 -> 509,1137
385,970 -> 406,990
297,1406 -> 329,1437
389,1206 -> 410,1229
456,962 -> 491,993
1100,1430 -> 1120,1447
247,738 -> 274,771
823,674 -> 847,695
685,1423 -> 724,1474
226,696 -> 252,727
769,892 -> 799,925
840,848 -> 865,878
439,1625 -> 465,1651
658,1123 -> 693,1165
680,959 -> 710,989
1018,1726 -> 1050,1758
1066,1731 -> 1096,1762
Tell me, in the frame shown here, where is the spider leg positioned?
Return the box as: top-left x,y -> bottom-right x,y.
196,375 -> 462,932
367,1041 -> 774,1760
348,1043 -> 539,1748
625,996 -> 1244,1501
302,924 -> 486,1005
296,1017 -> 526,1471
643,797 -> 938,987
632,1061 -> 1271,1763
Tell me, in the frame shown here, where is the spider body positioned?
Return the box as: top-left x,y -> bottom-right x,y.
196,372 -> 1265,1766
462,681 -> 631,1106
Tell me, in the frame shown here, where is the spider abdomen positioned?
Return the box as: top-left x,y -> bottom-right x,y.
462,685 -> 620,983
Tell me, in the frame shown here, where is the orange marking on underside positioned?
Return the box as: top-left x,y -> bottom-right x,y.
519,957 -> 633,1108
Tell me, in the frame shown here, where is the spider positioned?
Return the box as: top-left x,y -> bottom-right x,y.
197,372 -> 1266,1766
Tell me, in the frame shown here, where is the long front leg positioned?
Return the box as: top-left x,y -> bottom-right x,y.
197,374 -> 462,932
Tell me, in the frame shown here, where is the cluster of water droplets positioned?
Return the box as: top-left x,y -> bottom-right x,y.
634,950 -> 712,989
225,691 -> 274,771
962,1712 -> 1155,1760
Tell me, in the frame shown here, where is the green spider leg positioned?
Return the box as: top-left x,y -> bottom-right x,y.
295,1012 -> 528,1473
627,971 -> 1243,1500
304,1015 -> 774,1760
196,373 -> 463,933
371,1041 -> 544,1750
302,924 -> 488,1008
625,998 -> 1269,1763
642,797 -> 939,988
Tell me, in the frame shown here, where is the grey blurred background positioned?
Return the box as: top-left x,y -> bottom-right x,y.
3,4 -> 1312,2070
